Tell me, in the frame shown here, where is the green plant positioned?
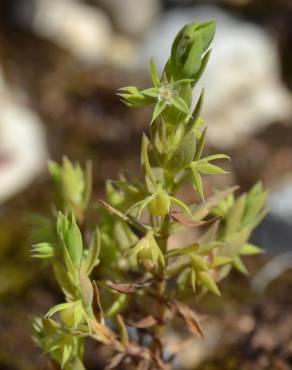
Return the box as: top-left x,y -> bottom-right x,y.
31,20 -> 267,370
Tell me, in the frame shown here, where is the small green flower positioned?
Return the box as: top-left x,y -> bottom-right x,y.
127,231 -> 165,271
127,183 -> 191,218
119,67 -> 193,124
46,300 -> 85,328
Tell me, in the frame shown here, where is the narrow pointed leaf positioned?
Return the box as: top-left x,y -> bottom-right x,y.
198,271 -> 220,296
83,227 -> 101,275
240,243 -> 263,256
192,171 -> 204,200
150,58 -> 160,87
197,162 -> 228,175
151,101 -> 167,124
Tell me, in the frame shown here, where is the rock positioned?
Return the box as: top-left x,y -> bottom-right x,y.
140,6 -> 292,148
268,177 -> 292,222
16,0 -> 113,64
0,67 -> 47,203
96,0 -> 161,38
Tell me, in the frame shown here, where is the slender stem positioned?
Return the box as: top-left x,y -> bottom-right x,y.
152,215 -> 170,357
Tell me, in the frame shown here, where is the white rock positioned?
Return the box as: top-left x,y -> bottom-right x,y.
0,68 -> 47,203
96,0 -> 161,37
268,177 -> 292,222
19,0 -> 113,64
140,7 -> 292,148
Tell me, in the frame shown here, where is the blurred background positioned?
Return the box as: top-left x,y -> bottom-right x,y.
0,0 -> 292,369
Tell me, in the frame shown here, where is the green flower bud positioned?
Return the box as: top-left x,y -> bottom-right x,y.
128,231 -> 165,271
59,301 -> 84,328
31,242 -> 55,259
49,158 -> 92,219
170,21 -> 216,80
62,158 -> 85,205
148,188 -> 171,216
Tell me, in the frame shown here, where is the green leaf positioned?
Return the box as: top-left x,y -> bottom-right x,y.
142,87 -> 159,98
181,32 -> 203,78
46,302 -> 77,319
141,133 -> 156,185
219,226 -> 251,258
197,241 -> 223,255
192,171 -> 204,200
166,244 -> 199,258
196,162 -> 227,175
98,200 -> 151,235
240,243 -> 263,256
79,268 -> 94,309
199,154 -> 230,163
150,58 -> 160,87
190,186 -> 238,221
52,261 -> 76,298
211,256 -> 232,268
170,25 -> 187,77
198,271 -> 220,296
191,255 -> 208,271
194,128 -> 207,161
233,255 -> 249,275
62,242 -> 78,284
118,86 -> 139,94
169,196 -> 192,216
61,344 -> 72,368
127,194 -> 155,218
167,131 -> 196,172
57,212 -> 69,240
151,101 -> 167,124
118,86 -> 153,107
173,78 -> 194,87
186,90 -> 204,133
172,96 -> 191,115
66,217 -> 83,267
83,228 -> 101,275
48,160 -> 61,182
197,20 -> 216,52
62,157 -> 85,206
225,194 -> 246,237
82,160 -> 92,209
191,269 -> 197,292
192,49 -> 212,87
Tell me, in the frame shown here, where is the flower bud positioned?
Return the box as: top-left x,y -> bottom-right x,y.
31,242 -> 55,259
170,21 -> 216,80
59,301 -> 84,328
148,188 -> 171,216
128,231 -> 165,271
